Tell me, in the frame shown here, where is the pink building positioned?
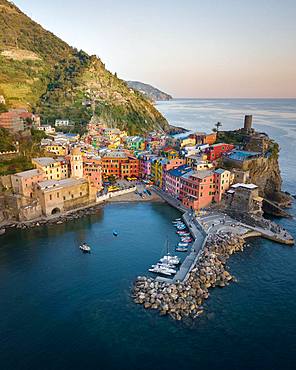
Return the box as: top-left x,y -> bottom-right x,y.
83,156 -> 103,190
165,165 -> 192,198
11,169 -> 46,198
162,158 -> 186,190
179,168 -> 230,210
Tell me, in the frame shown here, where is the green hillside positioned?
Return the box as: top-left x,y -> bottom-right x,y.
0,0 -> 168,133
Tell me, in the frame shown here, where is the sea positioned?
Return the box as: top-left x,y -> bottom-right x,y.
0,99 -> 296,370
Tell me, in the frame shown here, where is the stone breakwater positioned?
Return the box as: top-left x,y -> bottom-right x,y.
132,232 -> 246,320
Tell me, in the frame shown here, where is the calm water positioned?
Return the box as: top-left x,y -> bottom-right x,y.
1,99 -> 296,370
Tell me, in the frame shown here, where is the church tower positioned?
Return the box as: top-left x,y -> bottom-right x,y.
70,147 -> 83,178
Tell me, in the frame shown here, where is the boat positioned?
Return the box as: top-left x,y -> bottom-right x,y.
160,255 -> 180,265
113,230 -> 118,236
176,226 -> 186,230
181,237 -> 192,243
79,243 -> 91,253
175,247 -> 188,252
174,218 -> 182,221
149,266 -> 173,276
160,238 -> 181,265
177,232 -> 190,236
178,242 -> 189,247
151,263 -> 177,274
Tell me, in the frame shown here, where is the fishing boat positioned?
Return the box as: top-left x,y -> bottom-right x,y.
175,247 -> 188,252
79,243 -> 91,253
178,242 -> 189,247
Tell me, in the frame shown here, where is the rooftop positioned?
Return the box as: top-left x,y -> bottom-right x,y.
167,165 -> 192,178
37,178 -> 86,191
231,183 -> 258,190
214,168 -> 228,175
33,157 -> 66,166
14,169 -> 42,178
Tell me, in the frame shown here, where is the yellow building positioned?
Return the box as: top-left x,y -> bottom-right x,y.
36,178 -> 96,216
32,157 -> 69,181
180,136 -> 196,148
45,144 -> 68,156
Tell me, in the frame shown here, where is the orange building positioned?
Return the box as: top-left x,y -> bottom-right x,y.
203,133 -> 217,145
101,151 -> 140,179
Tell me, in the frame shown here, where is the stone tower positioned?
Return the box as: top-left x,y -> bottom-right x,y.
70,147 -> 83,178
243,115 -> 253,132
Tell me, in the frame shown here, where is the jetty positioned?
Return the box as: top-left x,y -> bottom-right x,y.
152,187 -> 294,285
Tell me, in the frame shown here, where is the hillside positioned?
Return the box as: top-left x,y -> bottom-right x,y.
126,81 -> 172,101
0,0 -> 168,133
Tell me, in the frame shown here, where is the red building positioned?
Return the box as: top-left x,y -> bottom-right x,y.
205,143 -> 234,161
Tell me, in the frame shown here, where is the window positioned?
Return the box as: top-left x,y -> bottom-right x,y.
71,194 -> 74,199
57,192 -> 59,198
80,192 -> 82,196
49,194 -> 52,200
63,196 -> 66,200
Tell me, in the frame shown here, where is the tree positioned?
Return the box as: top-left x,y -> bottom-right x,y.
213,121 -> 222,133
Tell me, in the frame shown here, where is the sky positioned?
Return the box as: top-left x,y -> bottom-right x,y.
13,0 -> 296,98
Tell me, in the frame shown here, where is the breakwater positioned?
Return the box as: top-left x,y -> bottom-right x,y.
133,232 -> 246,320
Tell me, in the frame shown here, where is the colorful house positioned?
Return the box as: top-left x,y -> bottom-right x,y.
164,165 -> 192,198
205,143 -> 235,161
179,168 -> 231,210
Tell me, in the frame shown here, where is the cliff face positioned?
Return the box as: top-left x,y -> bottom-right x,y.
245,156 -> 287,203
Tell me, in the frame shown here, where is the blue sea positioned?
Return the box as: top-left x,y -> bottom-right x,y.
1,99 -> 296,370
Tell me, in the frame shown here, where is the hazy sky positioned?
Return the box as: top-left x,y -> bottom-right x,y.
13,0 -> 296,98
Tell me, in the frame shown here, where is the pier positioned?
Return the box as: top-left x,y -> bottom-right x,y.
152,187 -> 294,284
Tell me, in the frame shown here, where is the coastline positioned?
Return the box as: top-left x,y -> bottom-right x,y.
0,189 -> 164,234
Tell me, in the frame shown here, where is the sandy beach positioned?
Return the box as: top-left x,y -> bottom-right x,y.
107,189 -> 164,203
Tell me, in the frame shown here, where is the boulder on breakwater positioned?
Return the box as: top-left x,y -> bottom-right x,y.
132,233 -> 245,320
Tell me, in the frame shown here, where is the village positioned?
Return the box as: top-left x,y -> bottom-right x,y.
0,100 -> 295,320
0,109 -> 294,234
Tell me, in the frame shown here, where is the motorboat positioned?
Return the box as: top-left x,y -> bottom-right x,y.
174,218 -> 182,221
79,243 -> 91,253
181,237 -> 192,243
151,263 -> 177,274
149,266 -> 173,276
160,255 -> 180,265
175,247 -> 188,252
113,230 -> 118,236
178,242 -> 189,247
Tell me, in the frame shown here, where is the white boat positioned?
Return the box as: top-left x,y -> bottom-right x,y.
149,266 -> 173,276
160,238 -> 181,266
175,247 -> 188,252
178,242 -> 188,247
151,263 -> 177,274
79,243 -> 91,253
174,218 -> 182,221
160,255 -> 180,265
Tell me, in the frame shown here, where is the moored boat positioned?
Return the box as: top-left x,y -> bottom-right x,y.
178,242 -> 189,247
175,247 -> 188,252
